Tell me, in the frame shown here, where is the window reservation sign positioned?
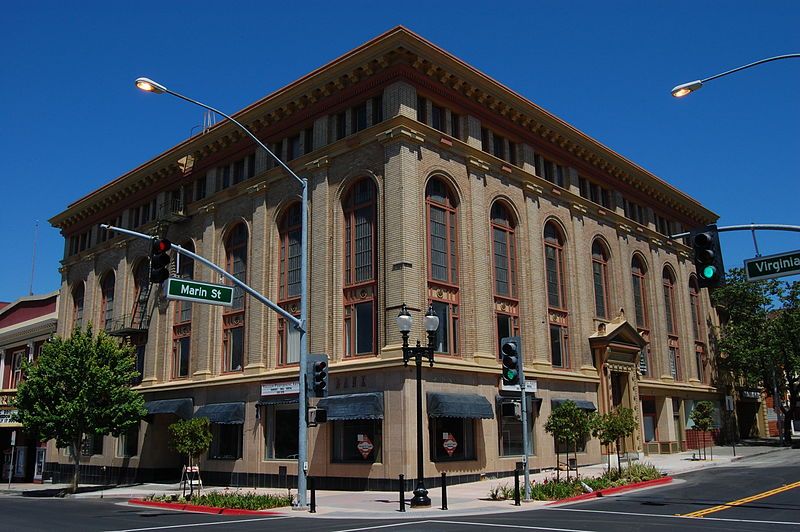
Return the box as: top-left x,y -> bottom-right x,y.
744,250 -> 800,281
165,278 -> 234,307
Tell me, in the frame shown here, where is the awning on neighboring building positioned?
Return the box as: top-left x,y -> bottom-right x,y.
551,399 -> 597,411
257,394 -> 299,406
194,402 -> 245,424
144,398 -> 194,419
317,392 -> 383,421
427,392 -> 494,419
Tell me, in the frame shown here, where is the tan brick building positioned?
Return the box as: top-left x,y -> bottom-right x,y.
48,27 -> 722,489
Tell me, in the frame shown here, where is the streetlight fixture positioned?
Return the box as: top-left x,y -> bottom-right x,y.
396,303 -> 439,507
135,77 -> 312,509
671,54 -> 800,97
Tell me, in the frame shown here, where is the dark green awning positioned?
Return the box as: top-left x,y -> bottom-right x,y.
427,392 -> 494,419
144,398 -> 193,419
257,394 -> 299,406
551,399 -> 597,411
194,402 -> 245,424
317,392 -> 383,421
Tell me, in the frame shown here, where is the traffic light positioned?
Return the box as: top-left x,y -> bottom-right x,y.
149,238 -> 172,283
306,353 -> 329,398
500,336 -> 521,386
689,224 -> 724,288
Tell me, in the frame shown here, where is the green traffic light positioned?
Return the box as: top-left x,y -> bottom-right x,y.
702,265 -> 717,279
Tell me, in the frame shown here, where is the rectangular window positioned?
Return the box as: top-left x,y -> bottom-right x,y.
449,113 -> 460,139
429,206 -> 449,282
264,405 -> 299,460
371,95 -> 383,125
481,127 -> 490,152
493,134 -> 504,159
669,347 -> 679,380
493,227 -> 510,296
218,165 -> 230,190
225,327 -> 244,372
642,397 -> 657,442
81,433 -> 104,456
304,127 -> 314,155
195,177 -> 206,200
351,102 -> 367,133
430,417 -> 474,461
593,261 -> 607,319
417,96 -> 427,124
332,419 -> 382,463
545,246 -> 561,308
696,349 -> 704,382
287,134 -> 301,161
508,142 -> 517,166
498,399 -> 534,456
664,289 -> 675,335
175,336 -> 190,378
336,111 -> 347,140
534,153 -> 544,177
431,104 -> 445,132
496,314 -> 512,358
550,324 -> 568,368
555,164 -> 566,188
246,153 -> 256,179
632,276 -> 645,328
431,300 -> 450,354
116,424 -> 139,458
233,158 -> 245,184
210,423 -> 242,460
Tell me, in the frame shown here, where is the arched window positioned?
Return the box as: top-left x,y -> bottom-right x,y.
278,204 -> 302,365
100,272 -> 115,332
173,242 -> 194,379
544,222 -> 569,368
132,260 -> 150,326
426,178 -> 459,355
71,283 -> 85,330
343,179 -> 377,357
631,255 -> 651,375
223,224 -> 247,373
663,266 -> 681,381
591,240 -> 610,319
491,201 -> 519,355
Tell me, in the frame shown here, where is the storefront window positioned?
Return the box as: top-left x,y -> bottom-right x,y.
430,417 -> 475,461
498,400 -> 534,456
264,405 -> 299,460
117,424 -> 139,457
642,397 -> 657,442
210,424 -> 242,460
332,419 -> 382,463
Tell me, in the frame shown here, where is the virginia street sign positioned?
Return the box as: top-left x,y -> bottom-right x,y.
165,278 -> 234,307
744,250 -> 800,281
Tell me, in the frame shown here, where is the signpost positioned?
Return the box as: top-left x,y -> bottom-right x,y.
744,250 -> 800,281
165,278 -> 234,307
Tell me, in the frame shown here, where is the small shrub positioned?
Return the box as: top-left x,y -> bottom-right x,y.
528,477 -> 582,500
144,490 -> 293,510
488,483 -> 506,500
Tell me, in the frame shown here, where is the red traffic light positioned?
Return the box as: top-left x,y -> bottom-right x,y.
153,239 -> 172,253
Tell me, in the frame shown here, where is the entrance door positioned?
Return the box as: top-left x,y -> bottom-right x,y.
611,372 -> 628,408
33,447 -> 46,482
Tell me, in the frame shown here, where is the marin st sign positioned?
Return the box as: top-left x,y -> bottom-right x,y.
744,250 -> 800,282
165,278 -> 234,307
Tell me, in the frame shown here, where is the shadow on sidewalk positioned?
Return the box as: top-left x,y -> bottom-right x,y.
22,484 -> 127,498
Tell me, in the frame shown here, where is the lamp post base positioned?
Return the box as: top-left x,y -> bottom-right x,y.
410,483 -> 431,507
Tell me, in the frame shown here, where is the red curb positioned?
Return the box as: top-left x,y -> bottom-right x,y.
128,498 -> 280,515
545,476 -> 673,505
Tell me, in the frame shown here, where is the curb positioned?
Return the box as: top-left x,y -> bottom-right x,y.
128,498 -> 281,515
545,476 -> 673,505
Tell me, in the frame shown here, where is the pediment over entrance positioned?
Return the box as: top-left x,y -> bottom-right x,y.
589,309 -> 646,365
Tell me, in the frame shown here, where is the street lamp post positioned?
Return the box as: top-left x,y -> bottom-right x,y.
396,303 -> 439,508
134,77 -> 312,508
671,54 -> 800,97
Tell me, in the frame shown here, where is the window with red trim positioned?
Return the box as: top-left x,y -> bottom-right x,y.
223,224 -> 247,373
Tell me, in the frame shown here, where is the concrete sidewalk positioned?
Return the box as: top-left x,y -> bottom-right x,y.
0,441 -> 788,519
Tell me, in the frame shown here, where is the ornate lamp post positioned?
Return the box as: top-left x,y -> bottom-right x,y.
396,303 -> 439,508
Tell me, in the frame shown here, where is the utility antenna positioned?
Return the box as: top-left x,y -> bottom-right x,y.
29,220 -> 39,296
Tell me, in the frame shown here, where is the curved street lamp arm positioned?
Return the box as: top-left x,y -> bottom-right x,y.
699,54 -> 800,84
163,87 -> 305,189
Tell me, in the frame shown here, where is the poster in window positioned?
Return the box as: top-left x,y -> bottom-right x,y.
442,432 -> 458,456
356,433 -> 374,459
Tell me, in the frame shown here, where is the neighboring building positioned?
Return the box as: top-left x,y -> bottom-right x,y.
0,291 -> 58,483
48,27 -> 723,489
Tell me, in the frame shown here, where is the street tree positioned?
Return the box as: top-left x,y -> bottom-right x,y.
13,326 -> 146,493
712,268 -> 800,444
169,417 -> 212,497
545,401 -> 593,480
690,401 -> 715,460
592,407 -> 637,473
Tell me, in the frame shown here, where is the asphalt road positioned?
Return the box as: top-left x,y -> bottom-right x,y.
1,449 -> 798,532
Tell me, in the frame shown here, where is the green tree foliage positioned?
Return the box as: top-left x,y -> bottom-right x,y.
690,400 -> 715,460
13,326 -> 146,493
713,268 -> 800,443
545,401 -> 593,480
591,407 -> 637,473
169,417 -> 213,467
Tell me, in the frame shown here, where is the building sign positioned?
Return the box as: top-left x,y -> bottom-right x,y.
260,381 -> 299,397
744,250 -> 800,281
356,434 -> 374,459
739,389 -> 760,400
0,409 -> 17,425
500,380 -> 537,394
165,278 -> 234,307
442,433 -> 458,456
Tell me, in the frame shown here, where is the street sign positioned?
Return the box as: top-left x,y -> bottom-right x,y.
744,250 -> 800,281
165,278 -> 234,307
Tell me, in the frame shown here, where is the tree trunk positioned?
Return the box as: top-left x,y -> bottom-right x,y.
556,448 -> 560,482
616,438 -> 622,474
607,444 -> 611,473
574,442 -> 579,479
69,438 -> 81,494
782,407 -> 793,445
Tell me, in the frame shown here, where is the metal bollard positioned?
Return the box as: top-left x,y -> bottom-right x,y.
399,474 -> 405,512
309,476 -> 316,513
514,468 -> 521,506
441,472 -> 448,510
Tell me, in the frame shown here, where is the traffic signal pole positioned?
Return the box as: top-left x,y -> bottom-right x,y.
518,355 -> 531,501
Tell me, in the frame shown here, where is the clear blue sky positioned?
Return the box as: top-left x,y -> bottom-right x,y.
2,1 -> 798,302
